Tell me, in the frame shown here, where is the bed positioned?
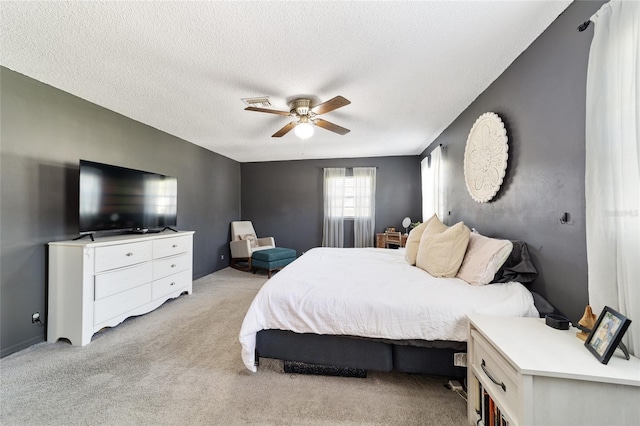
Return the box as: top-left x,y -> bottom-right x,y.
239,246 -> 539,375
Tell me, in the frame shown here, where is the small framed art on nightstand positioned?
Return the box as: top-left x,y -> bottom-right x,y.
584,306 -> 632,365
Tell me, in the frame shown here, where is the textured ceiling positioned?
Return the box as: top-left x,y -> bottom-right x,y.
1,1 -> 571,162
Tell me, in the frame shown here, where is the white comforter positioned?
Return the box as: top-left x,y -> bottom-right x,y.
239,247 -> 538,372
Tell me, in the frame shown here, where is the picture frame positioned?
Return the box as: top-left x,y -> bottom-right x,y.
584,306 -> 632,365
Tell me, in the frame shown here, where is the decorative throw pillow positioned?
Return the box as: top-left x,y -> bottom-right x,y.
416,219 -> 470,278
404,215 -> 436,265
456,233 -> 513,285
239,233 -> 258,248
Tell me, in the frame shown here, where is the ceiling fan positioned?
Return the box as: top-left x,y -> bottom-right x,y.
244,96 -> 351,139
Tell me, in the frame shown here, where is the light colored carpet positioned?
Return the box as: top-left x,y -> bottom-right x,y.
1,268 -> 467,425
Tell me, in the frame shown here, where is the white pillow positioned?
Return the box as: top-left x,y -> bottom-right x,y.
404,215 -> 435,265
456,233 -> 513,285
416,218 -> 470,278
239,233 -> 258,248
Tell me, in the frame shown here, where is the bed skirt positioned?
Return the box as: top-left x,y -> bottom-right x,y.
256,329 -> 466,378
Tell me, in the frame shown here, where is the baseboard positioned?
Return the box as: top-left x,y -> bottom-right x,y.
1,334 -> 44,358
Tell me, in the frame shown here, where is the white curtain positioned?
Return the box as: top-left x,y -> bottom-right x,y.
353,167 -> 376,247
421,156 -> 431,221
322,168 -> 345,247
585,1 -> 639,356
422,145 -> 444,222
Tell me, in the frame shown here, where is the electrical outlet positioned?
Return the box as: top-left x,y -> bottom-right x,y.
220,254 -> 224,260
454,352 -> 467,367
32,312 -> 40,323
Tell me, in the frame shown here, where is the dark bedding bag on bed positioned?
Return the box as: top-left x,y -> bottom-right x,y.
493,240 -> 538,284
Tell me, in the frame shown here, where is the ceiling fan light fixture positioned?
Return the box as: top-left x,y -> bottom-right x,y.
294,121 -> 314,139
245,95 -> 350,138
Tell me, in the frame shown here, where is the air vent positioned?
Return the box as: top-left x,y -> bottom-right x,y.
242,97 -> 272,108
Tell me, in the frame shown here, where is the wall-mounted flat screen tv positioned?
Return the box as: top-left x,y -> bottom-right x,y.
79,160 -> 177,235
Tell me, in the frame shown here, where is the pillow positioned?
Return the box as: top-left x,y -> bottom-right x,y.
239,233 -> 258,248
404,215 -> 436,265
416,218 -> 470,278
456,233 -> 513,285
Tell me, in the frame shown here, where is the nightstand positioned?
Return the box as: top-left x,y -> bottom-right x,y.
467,314 -> 640,426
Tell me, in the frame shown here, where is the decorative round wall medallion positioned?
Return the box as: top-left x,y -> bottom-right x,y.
463,112 -> 509,203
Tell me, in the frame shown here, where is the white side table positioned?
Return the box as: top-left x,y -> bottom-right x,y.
467,314 -> 640,426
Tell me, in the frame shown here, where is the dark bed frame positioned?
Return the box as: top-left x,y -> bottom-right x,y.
256,329 -> 467,378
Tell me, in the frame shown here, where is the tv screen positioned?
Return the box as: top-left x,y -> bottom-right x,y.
79,160 -> 177,234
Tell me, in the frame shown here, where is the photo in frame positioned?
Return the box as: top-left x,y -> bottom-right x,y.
584,306 -> 632,365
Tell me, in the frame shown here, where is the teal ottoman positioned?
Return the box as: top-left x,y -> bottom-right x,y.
252,248 -> 297,278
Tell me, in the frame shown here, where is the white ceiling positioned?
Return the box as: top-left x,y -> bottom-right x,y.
1,1 -> 571,163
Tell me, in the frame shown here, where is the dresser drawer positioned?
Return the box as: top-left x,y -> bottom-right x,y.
471,329 -> 519,418
94,283 -> 152,325
94,241 -> 152,272
152,270 -> 191,300
152,253 -> 190,280
95,262 -> 152,300
153,235 -> 191,259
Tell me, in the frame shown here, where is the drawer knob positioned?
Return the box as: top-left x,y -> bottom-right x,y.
126,252 -> 133,257
481,359 -> 506,392
170,282 -> 175,286
172,244 -> 178,248
171,264 -> 176,268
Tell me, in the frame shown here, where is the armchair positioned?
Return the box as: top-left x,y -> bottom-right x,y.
229,221 -> 275,270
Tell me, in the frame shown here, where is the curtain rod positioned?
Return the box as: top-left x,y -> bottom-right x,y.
577,20 -> 591,32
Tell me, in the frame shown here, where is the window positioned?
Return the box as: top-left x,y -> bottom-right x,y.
327,176 -> 372,218
422,145 -> 444,221
323,167 -> 376,248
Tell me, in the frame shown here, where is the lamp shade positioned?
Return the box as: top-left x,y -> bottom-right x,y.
294,122 -> 314,139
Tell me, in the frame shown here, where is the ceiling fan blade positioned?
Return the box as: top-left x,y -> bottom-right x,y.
311,96 -> 351,115
272,122 -> 296,137
245,106 -> 291,116
314,118 -> 350,135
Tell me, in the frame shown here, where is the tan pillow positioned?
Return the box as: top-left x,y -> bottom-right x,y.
416,219 -> 470,278
239,233 -> 258,248
404,215 -> 436,265
457,233 -> 513,285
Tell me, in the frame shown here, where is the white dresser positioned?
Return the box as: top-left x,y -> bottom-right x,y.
467,314 -> 640,426
48,231 -> 194,346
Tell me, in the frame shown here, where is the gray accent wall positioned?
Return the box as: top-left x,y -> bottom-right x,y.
1,68 -> 240,356
422,1 -> 605,322
241,157 -> 422,255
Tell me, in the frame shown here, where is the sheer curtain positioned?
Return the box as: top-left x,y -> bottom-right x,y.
353,167 -> 376,247
421,156 -> 431,221
322,168 -> 345,247
422,145 -> 444,221
585,0 -> 639,356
